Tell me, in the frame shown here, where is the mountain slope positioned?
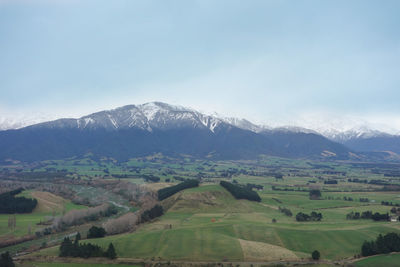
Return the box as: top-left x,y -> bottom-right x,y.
0,102 -> 354,162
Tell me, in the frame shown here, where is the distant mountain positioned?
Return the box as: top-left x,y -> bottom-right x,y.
320,127 -> 400,154
0,102 -> 357,162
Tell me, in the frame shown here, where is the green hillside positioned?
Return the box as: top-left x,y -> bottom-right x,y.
36,184 -> 400,262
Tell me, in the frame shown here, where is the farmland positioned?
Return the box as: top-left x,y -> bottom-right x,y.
1,155 -> 400,266
0,190 -> 86,238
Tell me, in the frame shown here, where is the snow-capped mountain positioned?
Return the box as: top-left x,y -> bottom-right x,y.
32,102 -> 226,133
216,116 -> 267,133
0,117 -> 40,131
1,102 -> 399,160
321,127 -> 390,143
0,102 -> 355,162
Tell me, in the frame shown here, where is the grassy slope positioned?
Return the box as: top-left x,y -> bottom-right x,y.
354,253 -> 400,267
35,184 -> 400,261
0,190 -> 86,238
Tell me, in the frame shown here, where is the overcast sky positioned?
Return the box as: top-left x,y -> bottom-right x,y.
1,0 -> 399,132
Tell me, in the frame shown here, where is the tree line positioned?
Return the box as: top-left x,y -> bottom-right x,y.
361,232 -> 400,256
141,204 -> 164,222
346,211 -> 390,221
295,212 -> 322,222
220,181 -> 261,202
158,179 -> 199,201
59,233 -> 116,259
0,188 -> 37,214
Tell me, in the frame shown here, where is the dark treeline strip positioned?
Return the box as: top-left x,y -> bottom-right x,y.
158,179 -> 199,201
324,180 -> 338,184
346,211 -> 390,221
0,188 -> 37,214
362,232 -> 400,257
141,204 -> 164,222
220,181 -> 261,202
295,212 -> 322,222
382,201 -> 400,207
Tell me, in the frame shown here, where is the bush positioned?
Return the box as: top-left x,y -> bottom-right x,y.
158,179 -> 199,200
312,250 -> 320,260
309,189 -> 321,200
87,226 -> 106,239
220,181 -> 261,202
279,206 -> 292,217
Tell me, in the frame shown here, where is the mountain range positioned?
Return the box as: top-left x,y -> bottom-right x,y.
0,102 -> 398,162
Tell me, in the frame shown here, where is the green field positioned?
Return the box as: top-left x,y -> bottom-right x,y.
0,190 -> 86,238
2,156 -> 400,264
354,253 -> 400,267
36,184 -> 400,262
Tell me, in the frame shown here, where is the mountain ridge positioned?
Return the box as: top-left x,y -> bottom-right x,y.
1,102 -> 399,160
0,102 -> 361,162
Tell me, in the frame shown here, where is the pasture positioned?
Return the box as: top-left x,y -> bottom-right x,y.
0,190 -> 86,238
36,184 -> 400,261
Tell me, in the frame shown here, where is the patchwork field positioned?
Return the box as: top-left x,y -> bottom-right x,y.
2,156 -> 400,266
35,184 -> 400,262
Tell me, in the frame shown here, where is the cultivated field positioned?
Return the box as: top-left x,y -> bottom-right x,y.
2,155 -> 400,266
35,184 -> 400,261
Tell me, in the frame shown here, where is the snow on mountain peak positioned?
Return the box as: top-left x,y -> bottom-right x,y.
1,102 -> 399,142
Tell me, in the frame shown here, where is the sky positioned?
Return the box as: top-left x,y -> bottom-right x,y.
0,0 -> 400,133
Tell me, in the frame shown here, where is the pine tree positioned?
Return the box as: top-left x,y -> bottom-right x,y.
72,233 -> 81,257
59,237 -> 73,257
0,252 -> 15,267
105,243 -> 117,259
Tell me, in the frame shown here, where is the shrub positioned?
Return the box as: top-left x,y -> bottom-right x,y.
87,226 -> 106,239
309,189 -> 321,200
312,250 -> 320,260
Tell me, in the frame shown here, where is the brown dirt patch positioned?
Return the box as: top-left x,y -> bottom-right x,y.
238,239 -> 299,261
31,191 -> 66,213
